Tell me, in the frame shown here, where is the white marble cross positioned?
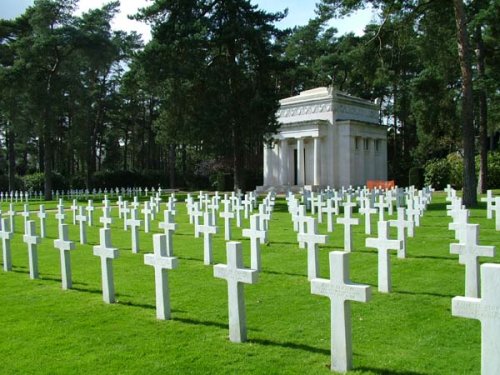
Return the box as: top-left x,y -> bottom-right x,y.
99,205 -> 112,229
117,196 -> 124,219
192,202 -> 203,238
197,212 -> 217,265
359,198 -> 377,235
144,234 -> 179,320
480,190 -> 494,219
142,201 -> 152,233
493,197 -> 500,231
452,263 -> 500,374
242,214 -> 266,271
220,204 -> 235,241
23,220 -> 41,279
406,198 -> 421,227
448,208 -> 469,242
21,204 -> 30,230
7,204 -> 15,233
374,195 -> 388,222
311,251 -> 371,373
121,200 -> 130,230
258,204 -> 271,231
126,208 -> 142,254
37,205 -> 47,238
298,217 -> 328,280
93,228 -> 119,303
76,206 -> 87,244
366,221 -> 402,293
389,207 -> 409,258
0,218 -> 13,271
214,241 -> 258,343
70,199 -> 78,225
158,210 -> 177,256
53,224 -> 76,290
86,200 -> 95,226
323,198 -> 337,233
234,199 -> 243,228
450,224 -> 495,298
336,203 -> 359,252
55,203 -> 66,230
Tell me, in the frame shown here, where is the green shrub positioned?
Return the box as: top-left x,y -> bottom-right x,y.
23,172 -> 69,192
424,159 -> 450,190
485,151 -> 500,189
447,153 -> 463,189
408,167 -> 424,189
23,172 -> 44,192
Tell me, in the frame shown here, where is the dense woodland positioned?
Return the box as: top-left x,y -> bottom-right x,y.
0,0 -> 499,205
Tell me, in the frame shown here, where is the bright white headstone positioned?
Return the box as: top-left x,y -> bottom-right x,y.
144,234 -> 179,320
214,241 -> 258,343
93,228 -> 119,303
452,263 -> 500,375
311,251 -> 371,373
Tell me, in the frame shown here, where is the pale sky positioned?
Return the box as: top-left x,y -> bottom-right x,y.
0,0 -> 375,43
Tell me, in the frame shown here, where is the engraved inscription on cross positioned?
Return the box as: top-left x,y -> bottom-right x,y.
452,263 -> 500,375
450,224 -> 495,298
311,251 -> 371,373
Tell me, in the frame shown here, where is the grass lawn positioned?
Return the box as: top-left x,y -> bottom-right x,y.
0,192 -> 498,374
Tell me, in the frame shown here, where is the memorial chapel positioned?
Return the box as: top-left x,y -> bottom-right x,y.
261,86 -> 388,191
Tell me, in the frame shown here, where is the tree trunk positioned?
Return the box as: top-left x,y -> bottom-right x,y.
232,125 -> 244,191
475,24 -> 488,194
168,143 -> 176,189
453,0 -> 477,207
7,127 -> 16,192
43,127 -> 53,201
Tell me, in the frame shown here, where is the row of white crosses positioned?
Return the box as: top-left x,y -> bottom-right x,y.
480,189 -> 500,231
446,191 -> 499,375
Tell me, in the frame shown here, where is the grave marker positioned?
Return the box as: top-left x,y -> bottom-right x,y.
450,224 -> 495,298
144,234 -> 179,320
197,212 -> 217,265
336,203 -> 359,252
158,210 -> 177,256
452,263 -> 500,375
242,214 -> 266,271
214,242 -> 258,343
93,228 -> 119,303
126,208 -> 142,254
76,206 -> 87,244
298,217 -> 328,280
366,221 -> 402,293
0,218 -> 13,271
23,220 -> 41,279
53,224 -> 76,290
311,251 -> 371,373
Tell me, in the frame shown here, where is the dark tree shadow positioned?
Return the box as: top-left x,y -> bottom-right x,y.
248,337 -> 330,355
173,316 -> 228,330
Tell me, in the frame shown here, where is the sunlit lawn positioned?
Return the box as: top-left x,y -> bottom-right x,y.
0,191 -> 498,374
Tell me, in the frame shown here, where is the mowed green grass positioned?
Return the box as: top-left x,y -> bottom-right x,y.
0,192 -> 498,374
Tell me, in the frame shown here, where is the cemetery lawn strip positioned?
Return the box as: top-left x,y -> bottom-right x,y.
0,192 -> 497,374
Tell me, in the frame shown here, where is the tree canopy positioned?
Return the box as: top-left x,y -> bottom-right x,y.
0,0 -> 498,202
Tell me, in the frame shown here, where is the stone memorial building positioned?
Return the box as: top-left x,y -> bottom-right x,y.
262,87 -> 388,190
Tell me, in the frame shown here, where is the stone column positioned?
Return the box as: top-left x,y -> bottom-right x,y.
263,144 -> 270,186
280,139 -> 289,185
313,137 -> 321,186
297,138 -> 305,186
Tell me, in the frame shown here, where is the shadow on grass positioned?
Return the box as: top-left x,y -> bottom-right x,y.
409,254 -> 456,261
117,299 -> 188,313
248,337 -> 330,356
173,316 -> 228,330
356,366 -> 427,375
393,290 -> 456,299
263,269 -> 305,278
